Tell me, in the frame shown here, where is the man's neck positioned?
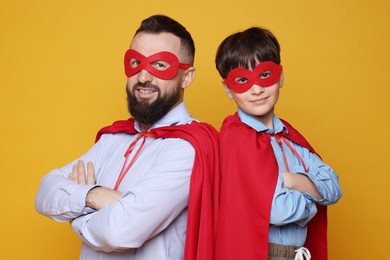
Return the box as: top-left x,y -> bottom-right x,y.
140,124 -> 152,132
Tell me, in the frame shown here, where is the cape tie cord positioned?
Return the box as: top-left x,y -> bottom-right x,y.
95,119 -> 221,259
272,131 -> 307,173
113,131 -> 156,191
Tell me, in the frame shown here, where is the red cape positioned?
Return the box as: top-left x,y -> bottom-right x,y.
215,113 -> 327,260
96,118 -> 220,260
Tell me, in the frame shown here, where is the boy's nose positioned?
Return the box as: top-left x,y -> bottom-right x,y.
250,84 -> 265,95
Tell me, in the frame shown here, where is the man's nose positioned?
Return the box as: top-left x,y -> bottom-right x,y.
136,69 -> 153,83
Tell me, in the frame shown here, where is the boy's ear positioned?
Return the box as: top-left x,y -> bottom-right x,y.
279,71 -> 284,88
181,67 -> 196,89
222,82 -> 234,99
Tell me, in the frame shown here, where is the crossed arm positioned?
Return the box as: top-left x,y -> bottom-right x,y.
69,160 -> 122,210
282,172 -> 322,200
69,160 -> 320,209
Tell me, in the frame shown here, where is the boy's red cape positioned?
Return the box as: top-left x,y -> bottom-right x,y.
215,113 -> 328,260
95,118 -> 220,260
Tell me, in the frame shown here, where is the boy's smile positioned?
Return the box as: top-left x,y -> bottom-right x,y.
224,80 -> 282,129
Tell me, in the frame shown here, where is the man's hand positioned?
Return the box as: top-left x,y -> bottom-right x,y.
69,160 -> 96,185
282,172 -> 322,200
68,160 -> 122,210
86,186 -> 123,210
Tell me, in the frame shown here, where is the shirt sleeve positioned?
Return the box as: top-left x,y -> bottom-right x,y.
34,136 -> 108,222
70,139 -> 195,252
294,147 -> 343,205
270,175 -> 318,227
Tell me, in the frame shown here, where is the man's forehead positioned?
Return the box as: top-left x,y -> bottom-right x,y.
130,32 -> 182,57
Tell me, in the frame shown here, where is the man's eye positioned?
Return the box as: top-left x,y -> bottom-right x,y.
234,77 -> 248,84
152,61 -> 170,70
260,71 -> 271,79
130,59 -> 140,68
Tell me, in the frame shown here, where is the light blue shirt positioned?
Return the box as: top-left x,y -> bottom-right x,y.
35,102 -> 196,259
237,109 -> 342,247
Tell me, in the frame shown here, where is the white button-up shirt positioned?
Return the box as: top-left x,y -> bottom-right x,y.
35,102 -> 196,259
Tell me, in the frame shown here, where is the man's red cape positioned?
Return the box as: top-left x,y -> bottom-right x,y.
95,118 -> 220,260
215,113 -> 327,260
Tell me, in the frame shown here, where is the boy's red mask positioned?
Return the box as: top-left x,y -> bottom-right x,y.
224,61 -> 282,93
124,49 -> 191,80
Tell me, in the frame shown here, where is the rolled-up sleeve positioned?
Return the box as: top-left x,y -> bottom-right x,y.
297,149 -> 343,205
270,175 -> 318,227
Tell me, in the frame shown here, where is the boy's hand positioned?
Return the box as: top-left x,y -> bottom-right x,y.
282,172 -> 322,200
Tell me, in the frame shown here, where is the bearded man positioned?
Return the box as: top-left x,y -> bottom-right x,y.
35,15 -> 220,260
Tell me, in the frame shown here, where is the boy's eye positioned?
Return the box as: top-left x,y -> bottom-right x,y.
234,77 -> 248,84
130,59 -> 141,68
152,61 -> 170,71
260,71 -> 272,79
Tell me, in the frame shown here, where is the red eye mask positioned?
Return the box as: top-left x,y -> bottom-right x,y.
124,49 -> 191,80
223,61 -> 282,93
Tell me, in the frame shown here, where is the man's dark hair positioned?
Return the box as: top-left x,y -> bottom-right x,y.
135,15 -> 195,65
215,27 -> 281,78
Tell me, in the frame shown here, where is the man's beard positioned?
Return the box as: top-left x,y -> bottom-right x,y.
126,82 -> 181,125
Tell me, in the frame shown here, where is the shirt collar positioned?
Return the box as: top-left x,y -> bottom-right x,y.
237,108 -> 287,134
134,102 -> 193,132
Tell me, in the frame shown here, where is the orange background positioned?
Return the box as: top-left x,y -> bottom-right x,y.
1,0 -> 389,259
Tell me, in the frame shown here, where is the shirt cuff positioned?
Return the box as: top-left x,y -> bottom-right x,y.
295,198 -> 317,227
297,172 -> 327,204
68,184 -> 97,213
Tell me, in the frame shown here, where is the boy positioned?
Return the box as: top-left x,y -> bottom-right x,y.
214,27 -> 342,260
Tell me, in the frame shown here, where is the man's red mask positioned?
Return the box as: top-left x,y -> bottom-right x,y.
223,61 -> 282,93
124,49 -> 191,80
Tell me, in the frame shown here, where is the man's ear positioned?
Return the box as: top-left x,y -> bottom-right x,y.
223,82 -> 234,99
181,67 -> 196,89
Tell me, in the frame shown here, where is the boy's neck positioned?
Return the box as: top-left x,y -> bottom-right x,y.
254,113 -> 274,130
